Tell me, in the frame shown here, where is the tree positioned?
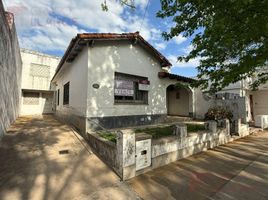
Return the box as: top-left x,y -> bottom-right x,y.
157,0 -> 268,92
101,0 -> 135,11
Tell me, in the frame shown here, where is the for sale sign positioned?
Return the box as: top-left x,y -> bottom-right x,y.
114,80 -> 134,96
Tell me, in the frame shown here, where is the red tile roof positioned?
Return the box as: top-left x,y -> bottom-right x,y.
52,32 -> 172,81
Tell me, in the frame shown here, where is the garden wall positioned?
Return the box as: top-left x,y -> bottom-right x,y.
87,133 -> 118,173
88,119 -> 250,181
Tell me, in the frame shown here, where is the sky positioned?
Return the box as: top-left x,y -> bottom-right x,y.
4,0 -> 199,77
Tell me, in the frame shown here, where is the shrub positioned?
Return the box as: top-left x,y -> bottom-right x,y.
205,106 -> 233,121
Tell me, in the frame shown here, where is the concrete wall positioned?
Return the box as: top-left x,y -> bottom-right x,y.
194,88 -> 214,119
115,120 -> 250,180
20,49 -> 60,115
87,133 -> 118,172
87,40 -> 179,118
0,3 -> 22,138
54,47 -> 88,132
21,92 -> 54,115
216,97 -> 247,122
20,49 -> 60,90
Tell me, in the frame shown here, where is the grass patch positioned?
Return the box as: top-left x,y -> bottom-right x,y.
97,131 -> 116,143
135,123 -> 205,139
187,123 -> 206,132
135,126 -> 173,139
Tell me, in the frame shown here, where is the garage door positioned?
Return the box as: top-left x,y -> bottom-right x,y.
253,90 -> 268,116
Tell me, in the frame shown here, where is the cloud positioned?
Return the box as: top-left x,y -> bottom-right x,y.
168,54 -> 200,68
5,0 -> 161,53
154,42 -> 167,50
173,34 -> 187,45
182,44 -> 193,54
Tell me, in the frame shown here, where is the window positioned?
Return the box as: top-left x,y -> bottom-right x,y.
114,72 -> 148,104
57,89 -> 60,105
63,82 -> 70,105
23,92 -> 39,105
30,63 -> 50,89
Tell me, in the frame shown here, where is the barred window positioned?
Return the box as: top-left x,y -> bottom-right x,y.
63,82 -> 69,105
114,72 -> 149,104
23,92 -> 39,105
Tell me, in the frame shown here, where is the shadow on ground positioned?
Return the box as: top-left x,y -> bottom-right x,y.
0,115 -> 138,200
128,131 -> 268,200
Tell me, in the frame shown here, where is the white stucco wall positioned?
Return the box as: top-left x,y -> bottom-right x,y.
194,88 -> 214,119
20,49 -> 60,115
54,47 -> 88,117
20,49 -> 60,90
86,40 -> 178,118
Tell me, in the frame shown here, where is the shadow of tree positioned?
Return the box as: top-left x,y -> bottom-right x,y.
128,131 -> 268,200
0,115 -> 137,200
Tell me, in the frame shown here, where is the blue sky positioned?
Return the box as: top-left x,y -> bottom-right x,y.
4,0 -> 198,77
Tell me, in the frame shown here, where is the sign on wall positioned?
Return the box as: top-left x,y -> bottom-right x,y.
138,83 -> 150,91
114,80 -> 134,96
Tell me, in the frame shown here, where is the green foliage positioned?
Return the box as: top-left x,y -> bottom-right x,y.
187,123 -> 206,132
97,131 -> 117,143
175,82 -> 189,89
157,0 -> 268,91
205,106 -> 233,121
135,126 -> 173,138
101,0 -> 135,11
135,123 -> 205,138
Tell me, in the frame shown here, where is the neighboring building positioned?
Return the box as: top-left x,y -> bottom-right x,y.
51,32 -> 197,133
20,49 -> 60,115
216,77 -> 268,122
0,2 -> 22,138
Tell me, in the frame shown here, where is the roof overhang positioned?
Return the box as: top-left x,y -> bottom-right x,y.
52,32 -> 172,82
158,72 -> 196,83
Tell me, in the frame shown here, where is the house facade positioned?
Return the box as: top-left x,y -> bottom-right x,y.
20,49 -> 60,115
52,32 -> 199,133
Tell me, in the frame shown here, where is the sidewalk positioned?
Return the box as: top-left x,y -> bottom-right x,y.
128,131 -> 268,200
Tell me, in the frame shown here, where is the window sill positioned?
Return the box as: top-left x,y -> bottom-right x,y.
114,100 -> 148,105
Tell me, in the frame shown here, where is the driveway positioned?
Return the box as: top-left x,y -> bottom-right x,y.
128,130 -> 268,200
0,115 -> 139,200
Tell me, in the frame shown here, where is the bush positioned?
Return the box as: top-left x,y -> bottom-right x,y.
205,106 -> 233,121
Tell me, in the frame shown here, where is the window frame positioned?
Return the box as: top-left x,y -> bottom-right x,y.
57,89 -> 60,105
63,82 -> 70,105
114,72 -> 149,105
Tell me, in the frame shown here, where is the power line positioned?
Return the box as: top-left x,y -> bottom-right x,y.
139,0 -> 150,32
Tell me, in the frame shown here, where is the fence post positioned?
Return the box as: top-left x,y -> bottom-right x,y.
116,129 -> 136,180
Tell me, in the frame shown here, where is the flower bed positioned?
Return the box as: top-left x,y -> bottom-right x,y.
134,123 -> 205,139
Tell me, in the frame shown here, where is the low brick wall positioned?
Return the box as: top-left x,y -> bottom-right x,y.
87,133 -> 118,173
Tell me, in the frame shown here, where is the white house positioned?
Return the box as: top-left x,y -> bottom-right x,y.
51,32 -> 199,133
20,49 -> 60,115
